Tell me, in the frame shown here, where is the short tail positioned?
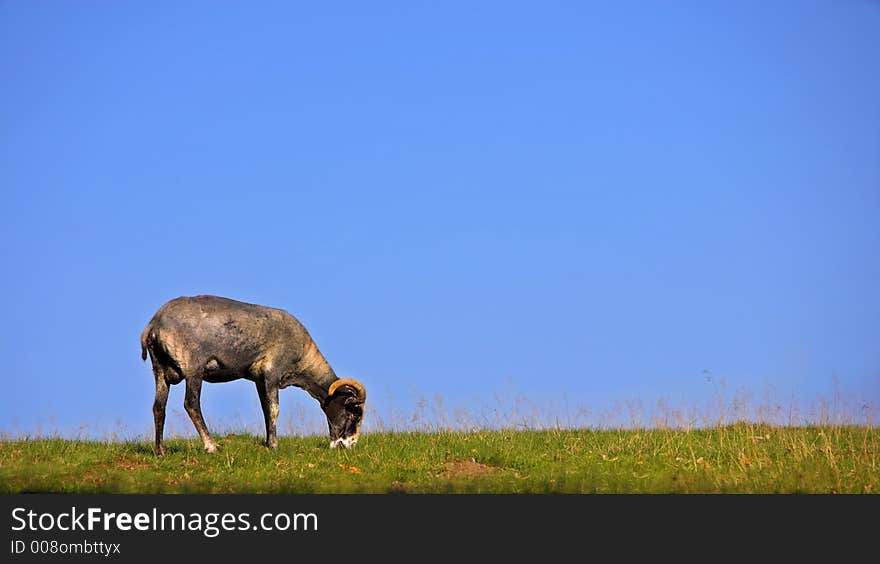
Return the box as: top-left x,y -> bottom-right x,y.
140,322 -> 153,361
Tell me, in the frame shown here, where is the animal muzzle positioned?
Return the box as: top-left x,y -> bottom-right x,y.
330,435 -> 359,449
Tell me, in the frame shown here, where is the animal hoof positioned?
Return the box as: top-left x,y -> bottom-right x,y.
204,442 -> 219,454
155,446 -> 165,456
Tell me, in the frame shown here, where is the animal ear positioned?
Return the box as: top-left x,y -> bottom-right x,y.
344,394 -> 365,407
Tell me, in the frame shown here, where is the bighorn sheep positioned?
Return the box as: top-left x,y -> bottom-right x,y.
140,295 -> 366,454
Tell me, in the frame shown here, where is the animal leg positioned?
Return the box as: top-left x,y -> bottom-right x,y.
152,371 -> 170,455
184,376 -> 218,453
256,380 -> 280,449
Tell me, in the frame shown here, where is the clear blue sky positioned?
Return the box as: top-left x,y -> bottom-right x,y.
2,2 -> 878,437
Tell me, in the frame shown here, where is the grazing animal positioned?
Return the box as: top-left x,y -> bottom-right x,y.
140,295 -> 366,454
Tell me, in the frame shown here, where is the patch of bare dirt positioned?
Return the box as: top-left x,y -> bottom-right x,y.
437,459 -> 499,479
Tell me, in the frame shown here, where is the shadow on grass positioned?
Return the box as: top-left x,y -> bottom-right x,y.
124,443 -> 186,456
124,434 -> 272,456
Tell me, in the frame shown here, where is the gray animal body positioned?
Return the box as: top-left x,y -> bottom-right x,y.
141,295 -> 366,454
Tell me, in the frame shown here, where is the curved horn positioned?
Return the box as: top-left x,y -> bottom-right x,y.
328,378 -> 366,401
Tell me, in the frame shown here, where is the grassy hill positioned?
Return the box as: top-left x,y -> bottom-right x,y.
0,424 -> 876,493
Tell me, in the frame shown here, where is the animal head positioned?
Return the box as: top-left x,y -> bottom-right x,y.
322,378 -> 366,448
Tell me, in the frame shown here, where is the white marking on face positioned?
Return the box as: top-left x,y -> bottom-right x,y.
329,435 -> 359,449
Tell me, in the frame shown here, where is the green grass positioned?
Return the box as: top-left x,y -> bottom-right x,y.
0,425 -> 876,493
